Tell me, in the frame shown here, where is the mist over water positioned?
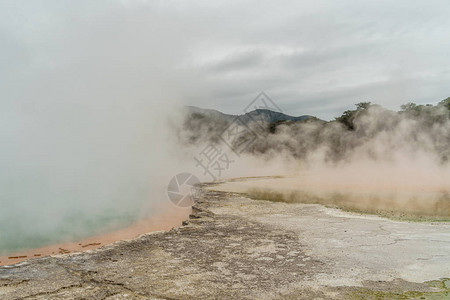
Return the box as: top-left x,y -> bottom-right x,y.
179,101 -> 450,218
0,100 -> 178,254
2,1 -> 450,255
0,2 -> 192,254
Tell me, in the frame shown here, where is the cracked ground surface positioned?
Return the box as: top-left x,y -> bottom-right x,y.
0,181 -> 449,299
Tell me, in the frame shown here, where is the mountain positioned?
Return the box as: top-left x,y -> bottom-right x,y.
181,106 -> 317,146
186,106 -> 314,124
185,106 -> 236,122
239,109 -> 313,124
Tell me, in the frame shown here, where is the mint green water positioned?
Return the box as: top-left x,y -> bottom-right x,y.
0,162 -> 161,256
0,207 -> 140,255
0,174 -> 154,255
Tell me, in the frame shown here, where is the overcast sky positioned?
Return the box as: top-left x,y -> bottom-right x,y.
1,0 -> 450,120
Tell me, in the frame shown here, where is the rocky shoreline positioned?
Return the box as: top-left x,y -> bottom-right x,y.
0,183 -> 448,299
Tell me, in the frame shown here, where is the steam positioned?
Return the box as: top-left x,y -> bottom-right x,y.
0,2 -> 193,253
179,102 -> 450,218
2,1 -> 450,255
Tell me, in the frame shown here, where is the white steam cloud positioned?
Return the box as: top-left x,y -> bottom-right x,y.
0,1 -> 193,253
179,102 -> 450,218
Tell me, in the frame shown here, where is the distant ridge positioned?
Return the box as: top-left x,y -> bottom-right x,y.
185,106 -> 314,124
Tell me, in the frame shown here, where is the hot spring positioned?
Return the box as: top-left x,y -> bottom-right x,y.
211,174 -> 450,221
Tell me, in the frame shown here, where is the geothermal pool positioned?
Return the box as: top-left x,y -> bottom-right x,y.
0,205 -> 190,266
212,175 -> 450,220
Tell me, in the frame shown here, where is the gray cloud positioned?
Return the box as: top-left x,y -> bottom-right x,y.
176,0 -> 450,119
206,50 -> 264,73
2,1 -> 450,120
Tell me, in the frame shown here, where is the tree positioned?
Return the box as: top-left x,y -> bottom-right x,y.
335,102 -> 372,130
335,110 -> 355,130
355,102 -> 372,110
400,102 -> 417,112
438,97 -> 450,110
